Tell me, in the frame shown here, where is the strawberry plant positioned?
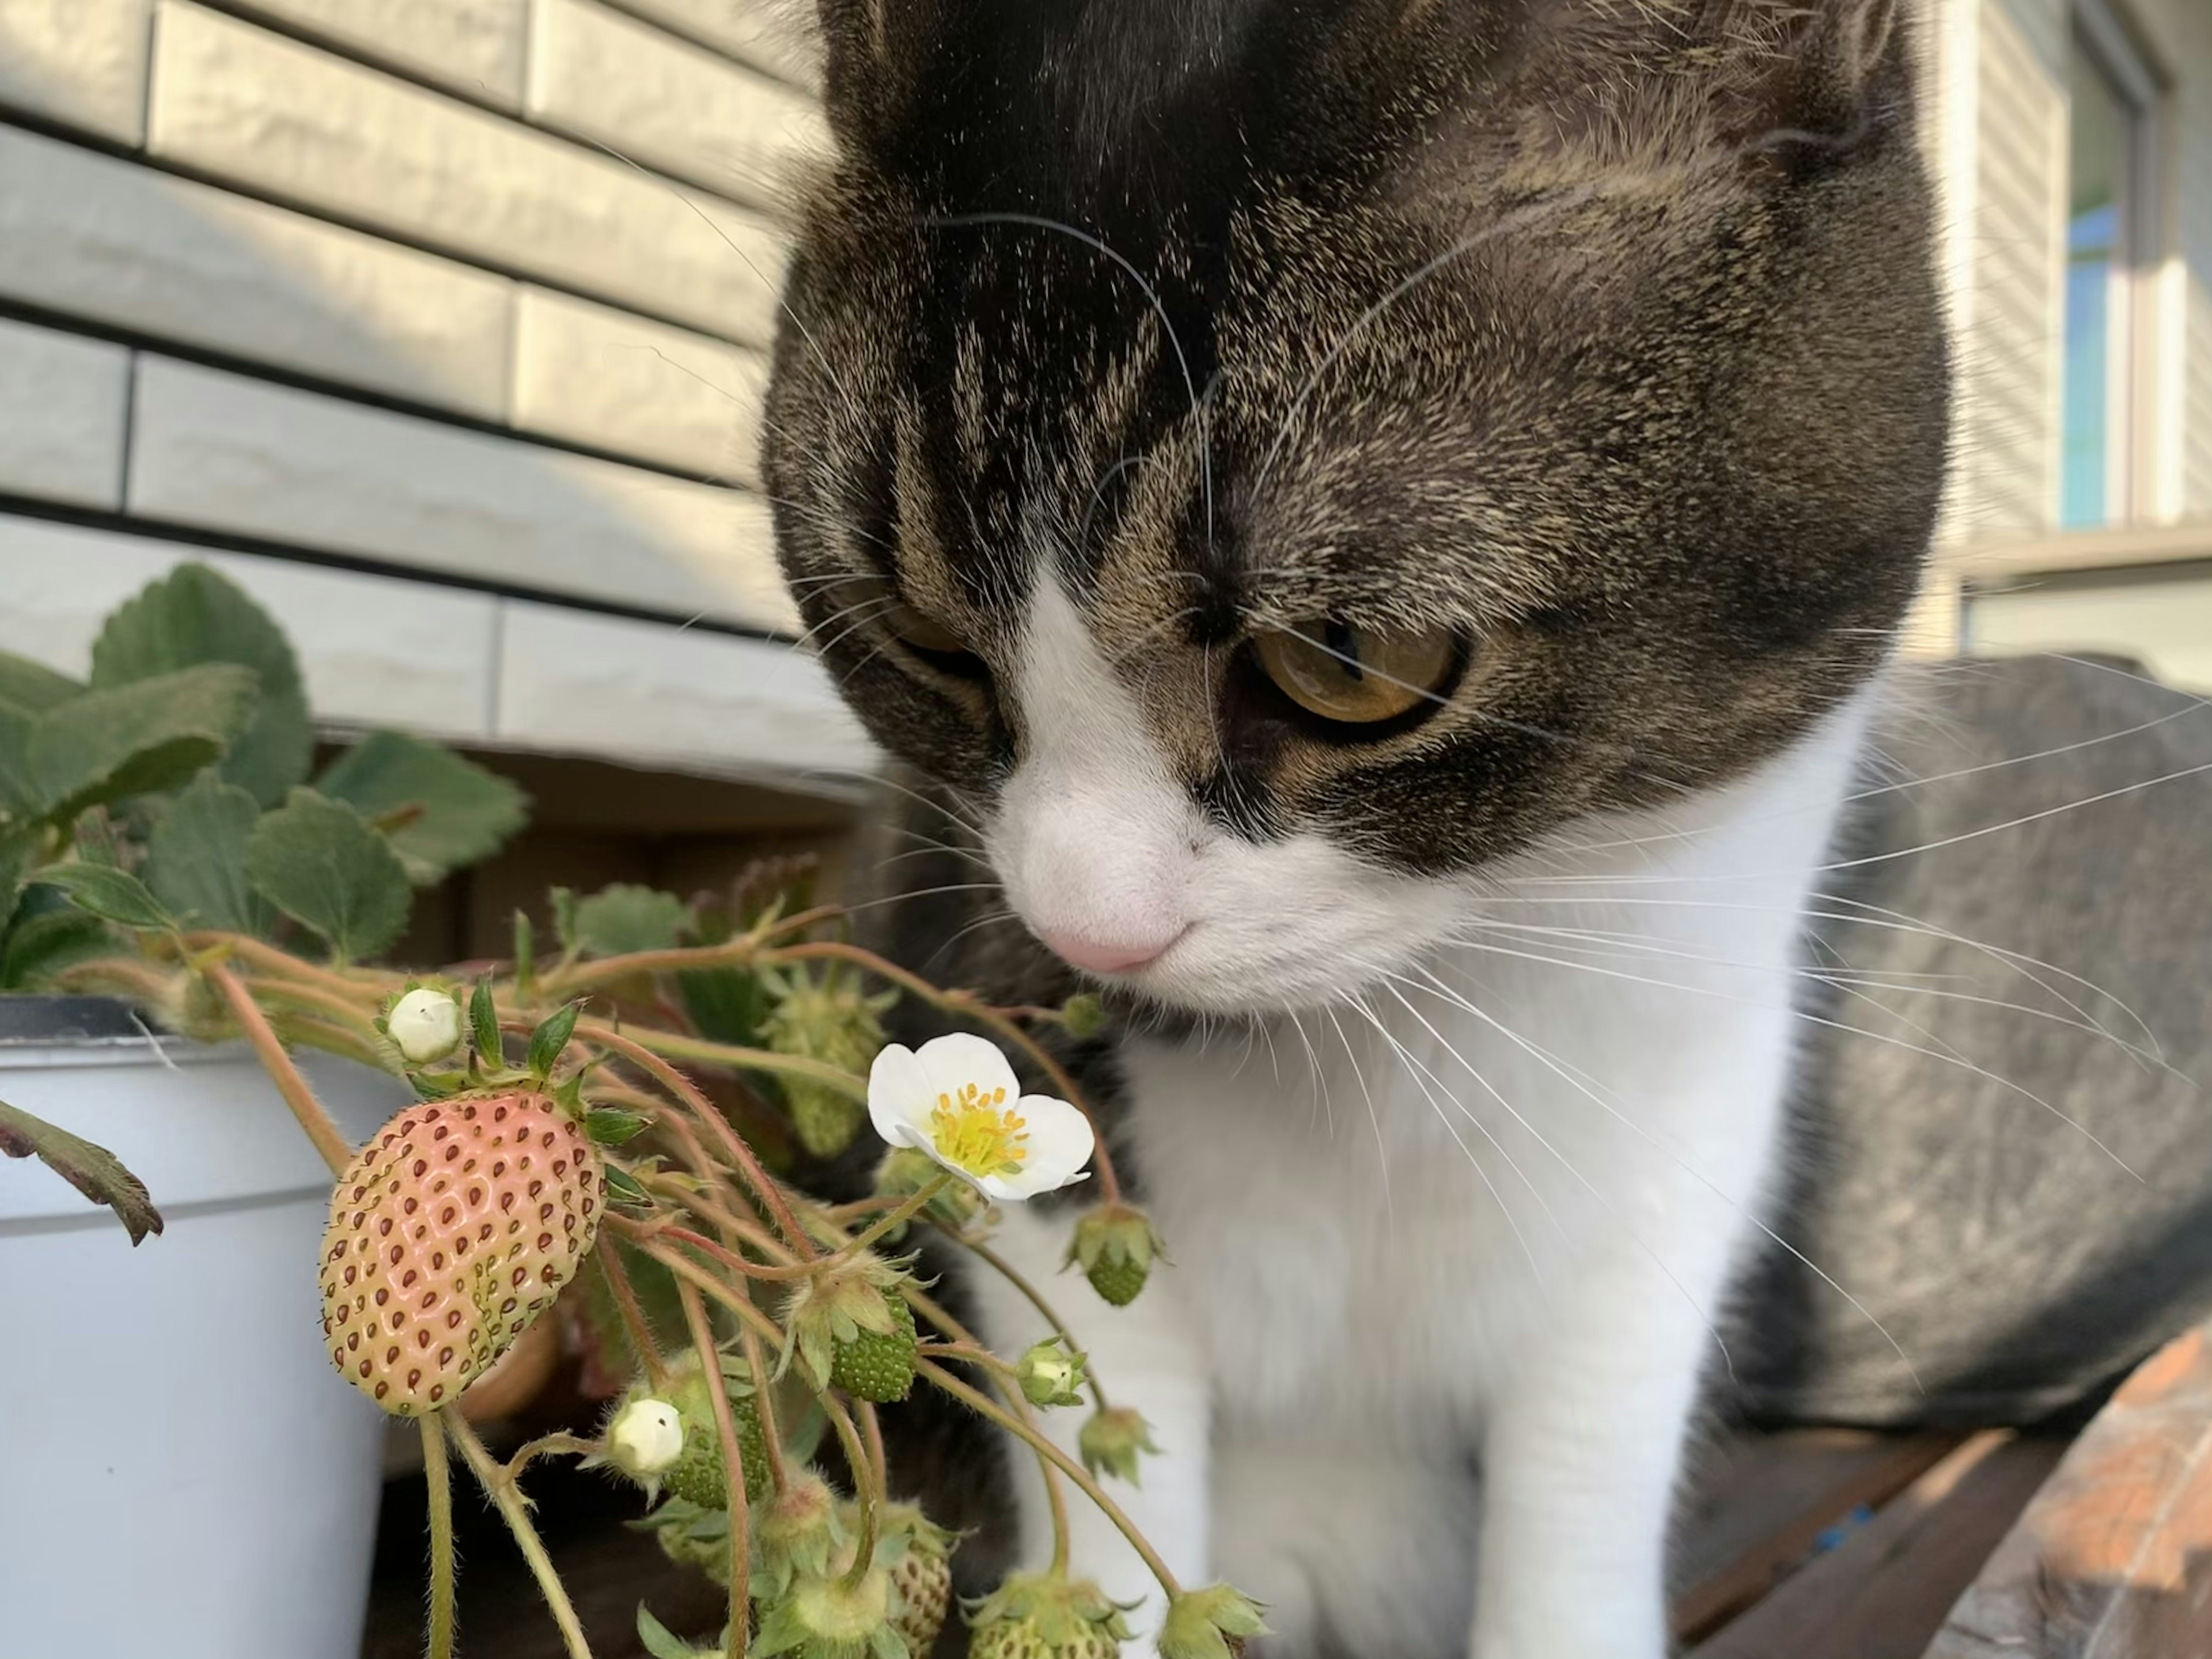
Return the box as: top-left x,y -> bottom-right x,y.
0,564 -> 1263,1659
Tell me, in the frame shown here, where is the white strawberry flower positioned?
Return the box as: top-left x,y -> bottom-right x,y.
386,987 -> 463,1065
867,1033 -> 1094,1201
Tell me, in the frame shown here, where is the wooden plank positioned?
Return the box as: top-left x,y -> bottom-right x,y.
1671,1430 -> 1965,1645
1926,1324 -> 2212,1658
1690,1431 -> 2064,1659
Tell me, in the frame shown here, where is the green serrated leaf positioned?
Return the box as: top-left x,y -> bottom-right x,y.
469,978 -> 502,1066
527,1002 -> 580,1079
0,651 -> 84,714
244,788 -> 412,963
35,863 -> 175,931
315,730 -> 528,884
19,665 -> 258,824
676,967 -> 766,1048
142,773 -> 274,935
571,884 -> 691,958
89,563 -> 312,806
585,1107 -> 650,1145
0,1099 -> 164,1244
0,900 -> 112,991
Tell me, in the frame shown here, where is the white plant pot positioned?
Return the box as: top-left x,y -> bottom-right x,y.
0,998 -> 407,1658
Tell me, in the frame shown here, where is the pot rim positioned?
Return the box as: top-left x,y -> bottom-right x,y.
0,994 -> 165,1049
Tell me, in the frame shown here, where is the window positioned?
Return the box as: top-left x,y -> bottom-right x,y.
2059,10 -> 2155,529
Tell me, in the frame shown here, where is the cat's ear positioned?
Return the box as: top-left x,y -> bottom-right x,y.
1745,0 -> 1914,149
814,0 -> 934,141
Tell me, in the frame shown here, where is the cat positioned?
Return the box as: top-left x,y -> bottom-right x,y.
760,2 -> 1946,1655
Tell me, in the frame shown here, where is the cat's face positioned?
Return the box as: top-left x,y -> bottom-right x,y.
764,0 -> 1948,1015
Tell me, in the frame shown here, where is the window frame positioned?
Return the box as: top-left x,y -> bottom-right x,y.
2062,0 -> 2164,529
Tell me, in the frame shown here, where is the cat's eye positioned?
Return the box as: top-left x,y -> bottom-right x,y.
1251,621 -> 1458,726
884,601 -> 970,658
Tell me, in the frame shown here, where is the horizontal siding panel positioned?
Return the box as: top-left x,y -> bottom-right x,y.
0,318 -> 131,510
126,357 -> 797,631
512,286 -> 766,483
606,0 -> 817,88
0,515 -> 500,740
217,0 -> 529,108
0,0 -> 152,145
147,1 -> 788,342
497,600 -> 872,782
529,0 -> 828,210
0,126 -> 513,421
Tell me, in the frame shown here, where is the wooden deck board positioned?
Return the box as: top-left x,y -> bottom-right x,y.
1926,1324 -> 2212,1659
1672,1429 -> 1966,1642
1688,1430 -> 2065,1659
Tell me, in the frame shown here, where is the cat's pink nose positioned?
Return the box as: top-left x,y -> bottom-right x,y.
1039,927 -> 1179,975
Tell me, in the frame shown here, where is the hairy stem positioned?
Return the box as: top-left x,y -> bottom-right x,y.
917,1361 -> 1174,1597
945,1231 -> 1112,1411
821,1394 -> 878,1592
677,1279 -> 751,1657
206,963 -> 351,1175
831,1172 -> 955,1262
421,1416 -> 457,1659
594,1244 -> 670,1391
738,1320 -> 790,1498
448,1416 -> 594,1659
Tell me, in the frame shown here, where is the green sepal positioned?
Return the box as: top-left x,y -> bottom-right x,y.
586,1107 -> 651,1145
469,977 -> 501,1067
527,1002 -> 581,1080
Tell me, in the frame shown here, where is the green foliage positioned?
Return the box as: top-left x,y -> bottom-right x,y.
469,978 -> 502,1066
0,1096 -> 164,1244
244,789 -> 414,963
0,665 -> 257,824
89,563 -> 312,806
0,562 -> 528,980
143,774 -> 274,934
316,730 -> 527,884
33,863 -> 173,931
571,884 -> 692,957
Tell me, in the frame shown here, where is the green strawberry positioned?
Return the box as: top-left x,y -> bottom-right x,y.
830,1293 -> 917,1403
966,1574 -> 1130,1659
1067,1205 -> 1165,1309
762,967 -> 895,1159
1084,1255 -> 1149,1308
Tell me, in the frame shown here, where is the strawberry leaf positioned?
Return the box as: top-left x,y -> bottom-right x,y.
143,773 -> 274,935
315,731 -> 527,883
35,863 -> 175,931
245,789 -> 412,963
90,563 -> 312,806
0,1098 -> 163,1244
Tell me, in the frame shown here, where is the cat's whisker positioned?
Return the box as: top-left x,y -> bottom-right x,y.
1343,996 -> 1554,1298
1327,999 -> 1396,1218
1430,929 -> 2146,1180
1380,974 -> 1737,1379
1403,963 -> 1915,1392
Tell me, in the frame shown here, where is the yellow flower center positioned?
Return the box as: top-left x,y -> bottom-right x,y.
929,1081 -> 1028,1178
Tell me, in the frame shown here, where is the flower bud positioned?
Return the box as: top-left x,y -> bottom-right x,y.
606,1397 -> 685,1478
386,987 -> 463,1065
1078,1406 -> 1160,1486
1158,1585 -> 1267,1659
1017,1338 -> 1088,1408
1060,993 -> 1109,1039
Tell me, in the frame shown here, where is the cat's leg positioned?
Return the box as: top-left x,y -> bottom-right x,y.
1212,1428 -> 1479,1659
962,1202 -> 1214,1654
1468,1243 -> 1720,1659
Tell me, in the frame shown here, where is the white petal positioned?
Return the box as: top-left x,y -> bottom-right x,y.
913,1032 -> 1023,1106
980,1094 -> 1096,1200
867,1043 -> 938,1149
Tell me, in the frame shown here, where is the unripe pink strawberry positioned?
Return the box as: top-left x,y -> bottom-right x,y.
319,1093 -> 603,1416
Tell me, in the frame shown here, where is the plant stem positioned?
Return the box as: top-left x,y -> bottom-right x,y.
677,1279 -> 751,1658
206,963 -> 352,1175
738,1320 -> 790,1498
899,1289 -> 1073,1582
820,1393 -> 878,1592
763,941 -> 1123,1202
577,1021 -> 820,1259
829,1172 -> 955,1262
601,1023 -> 870,1105
447,1415 -> 595,1659
421,1416 -> 457,1659
639,1178 -> 799,1270
616,1225 -> 792,1357
594,1245 -> 669,1391
944,1231 -> 1112,1411
917,1361 -> 1175,1597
